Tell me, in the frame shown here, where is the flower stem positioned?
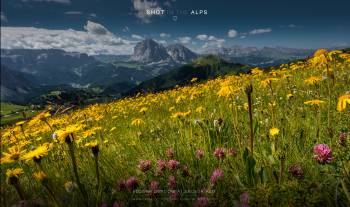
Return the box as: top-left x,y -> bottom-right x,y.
67,141 -> 89,206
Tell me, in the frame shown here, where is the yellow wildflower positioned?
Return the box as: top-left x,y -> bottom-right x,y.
195,106 -> 205,113
337,94 -> 350,112
131,118 -> 144,126
269,128 -> 280,137
6,168 -> 24,183
21,143 -> 53,162
304,100 -> 325,106
33,171 -> 47,182
286,93 -> 294,100
0,146 -> 26,164
171,110 -> 191,119
304,76 -> 323,85
139,107 -> 148,113
260,78 -> 279,88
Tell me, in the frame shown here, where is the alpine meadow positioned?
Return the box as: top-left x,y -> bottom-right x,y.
1,49 -> 350,206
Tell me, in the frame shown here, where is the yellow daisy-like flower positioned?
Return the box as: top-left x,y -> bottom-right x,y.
131,118 -> 144,126
6,168 -> 24,182
20,143 -> 53,162
337,94 -> 350,112
54,124 -> 84,143
33,171 -> 47,182
217,85 -> 238,98
85,140 -> 98,149
0,146 -> 26,164
195,106 -> 205,113
314,49 -> 328,57
260,78 -> 279,88
269,128 -> 280,137
139,107 -> 148,113
250,67 -> 264,76
171,110 -> 191,119
304,76 -> 323,85
304,100 -> 326,106
286,93 -> 294,100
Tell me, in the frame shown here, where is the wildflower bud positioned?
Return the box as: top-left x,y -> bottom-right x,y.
64,181 -> 78,193
288,164 -> 304,178
166,148 -> 174,158
167,160 -> 180,170
157,160 -> 167,172
213,148 -> 225,159
182,165 -> 190,177
138,160 -> 152,172
244,84 -> 253,95
196,149 -> 205,159
194,196 -> 209,207
228,148 -> 237,157
338,132 -> 348,146
210,169 -> 223,185
168,175 -> 176,189
126,176 -> 138,191
239,192 -> 250,207
149,180 -> 159,196
169,191 -> 179,202
118,180 -> 127,191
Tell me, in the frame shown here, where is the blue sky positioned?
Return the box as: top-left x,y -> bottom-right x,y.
1,0 -> 350,55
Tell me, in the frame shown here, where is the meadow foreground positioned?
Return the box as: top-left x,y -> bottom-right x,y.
1,49 -> 350,207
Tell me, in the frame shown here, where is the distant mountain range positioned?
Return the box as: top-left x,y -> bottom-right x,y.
203,46 -> 315,67
127,55 -> 250,95
131,38 -> 198,63
1,39 -> 343,104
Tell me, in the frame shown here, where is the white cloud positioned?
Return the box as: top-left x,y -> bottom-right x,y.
1,12 -> 7,22
155,39 -> 167,45
288,24 -> 296,28
22,0 -> 71,4
131,34 -> 144,40
84,20 -> 109,35
160,33 -> 171,38
1,21 -> 136,55
178,36 -> 191,44
228,29 -> 238,38
249,28 -> 272,35
240,35 -> 246,39
65,11 -> 83,15
132,0 -> 162,23
196,34 -> 208,41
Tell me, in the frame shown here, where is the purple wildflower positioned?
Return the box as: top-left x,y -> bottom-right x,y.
338,132 -> 348,146
138,160 -> 152,172
213,148 -> 225,159
288,164 -> 303,178
167,160 -> 180,170
194,196 -> 209,207
168,175 -> 176,189
239,192 -> 249,207
157,159 -> 167,171
228,148 -> 237,157
166,148 -> 174,158
118,180 -> 127,191
313,144 -> 333,164
210,168 -> 223,185
169,191 -> 179,202
126,176 -> 138,191
196,149 -> 205,159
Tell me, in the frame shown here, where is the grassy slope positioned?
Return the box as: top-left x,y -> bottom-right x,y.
0,103 -> 37,125
1,50 -> 350,206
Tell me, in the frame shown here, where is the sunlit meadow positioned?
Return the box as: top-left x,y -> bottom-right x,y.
1,49 -> 350,207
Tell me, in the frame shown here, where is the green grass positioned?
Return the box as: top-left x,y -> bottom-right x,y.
1,51 -> 350,207
0,102 -> 38,126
